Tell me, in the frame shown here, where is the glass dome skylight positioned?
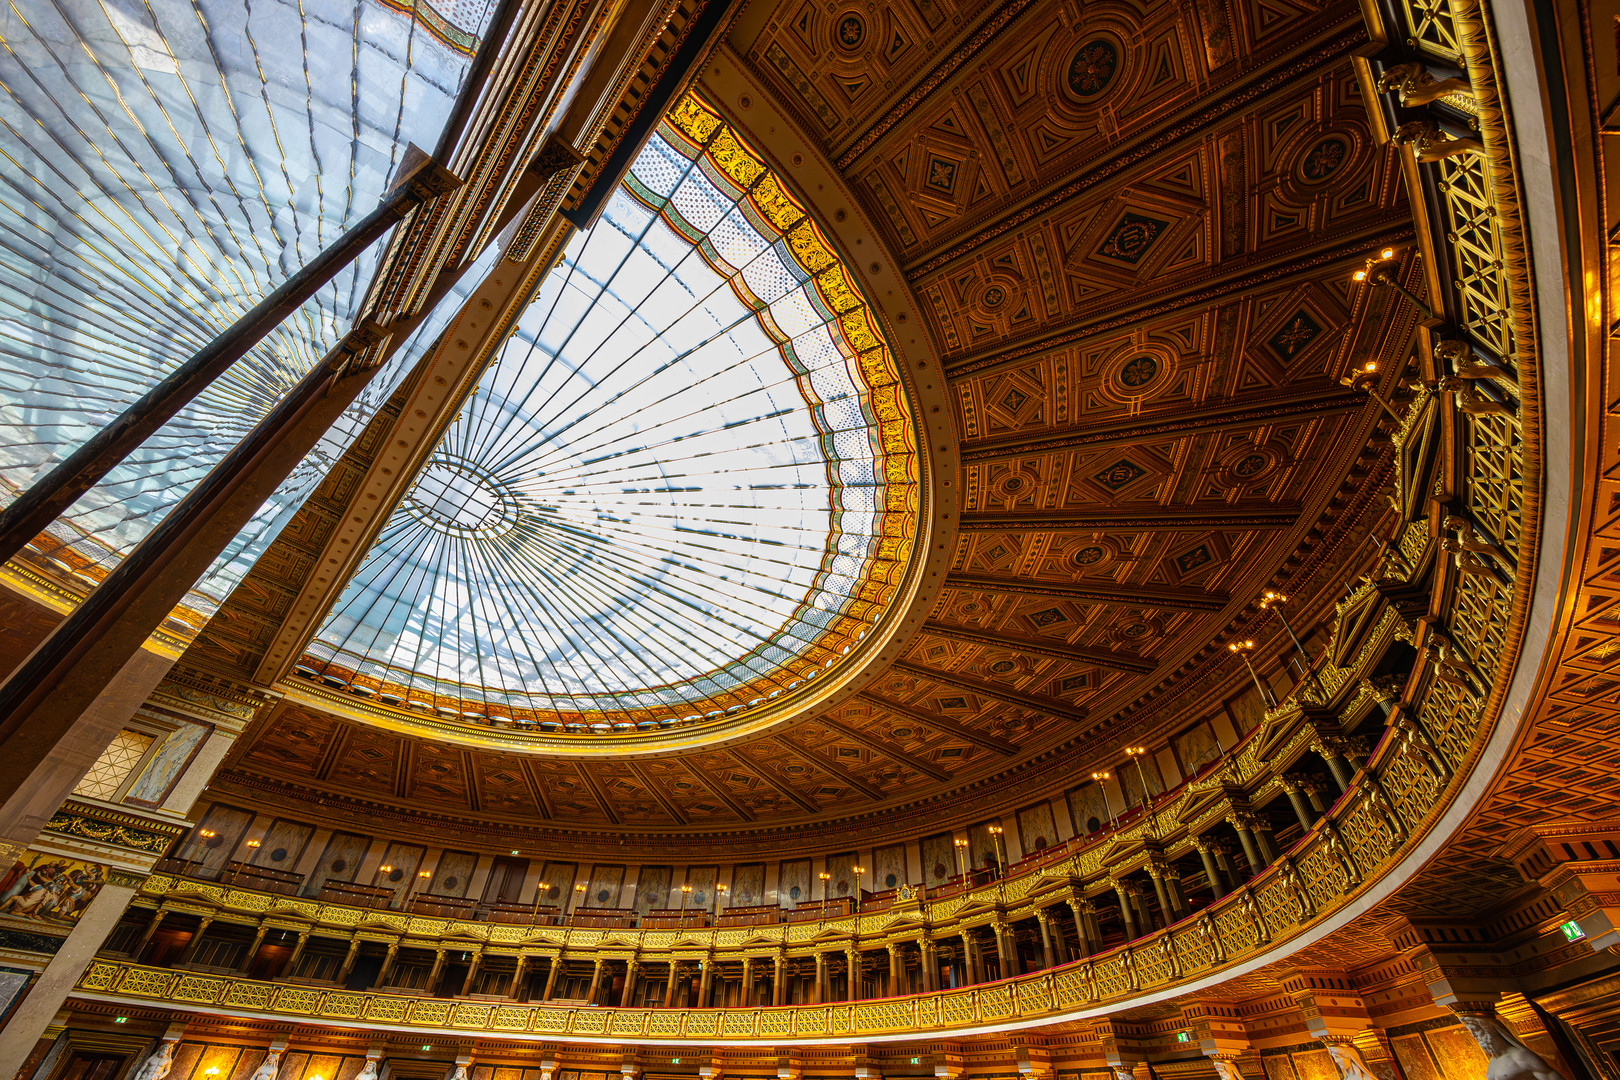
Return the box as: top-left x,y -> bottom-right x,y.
0,0 -> 496,617
303,94 -> 919,728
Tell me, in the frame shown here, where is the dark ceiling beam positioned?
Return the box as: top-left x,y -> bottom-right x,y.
623,761 -> 688,826
905,26 -> 1369,279
572,763 -> 621,826
813,718 -> 955,782
832,0 -> 1040,170
893,661 -> 1089,723
940,227 -> 1408,382
958,506 -> 1300,533
857,691 -> 1020,756
725,748 -> 821,815
921,620 -> 1155,675
944,572 -> 1228,612
678,759 -> 757,823
772,735 -> 888,799
959,388 -> 1367,465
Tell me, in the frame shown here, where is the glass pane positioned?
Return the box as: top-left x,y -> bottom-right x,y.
305,93 -> 920,728
0,0 -> 497,618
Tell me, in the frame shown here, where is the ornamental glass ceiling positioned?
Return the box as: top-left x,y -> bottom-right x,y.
0,0 -> 495,617
305,95 -> 919,727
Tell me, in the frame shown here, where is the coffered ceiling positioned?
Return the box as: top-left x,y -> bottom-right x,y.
201,0 -> 1419,849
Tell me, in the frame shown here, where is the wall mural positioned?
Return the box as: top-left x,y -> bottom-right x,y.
873,844 -> 905,892
191,805 -> 253,873
585,865 -> 625,908
633,866 -> 670,915
824,851 -> 858,897
0,853 -> 106,923
303,831 -> 369,895
777,859 -> 811,907
250,819 -> 313,872
1175,722 -> 1222,775
124,719 -> 208,806
428,850 -> 477,897
1067,783 -> 1111,837
372,843 -> 425,903
730,863 -> 765,906
682,866 -> 717,910
537,862 -> 578,907
1018,803 -> 1059,853
921,833 -> 957,888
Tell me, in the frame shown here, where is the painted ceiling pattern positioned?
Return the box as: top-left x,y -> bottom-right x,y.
298,93 -> 918,726
212,0 -> 1415,843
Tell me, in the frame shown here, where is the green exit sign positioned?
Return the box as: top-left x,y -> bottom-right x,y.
1176,1032 -> 1190,1043
1561,920 -> 1586,942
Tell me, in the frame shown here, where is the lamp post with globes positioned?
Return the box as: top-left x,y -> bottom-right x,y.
851,865 -> 865,936
679,883 -> 693,924
573,882 -> 587,918
987,825 -> 1007,878
818,871 -> 831,905
1339,360 -> 1405,422
714,882 -> 726,914
1124,747 -> 1160,837
408,868 -> 431,912
188,827 -> 216,874
233,838 -> 260,885
1228,640 -> 1277,708
953,837 -> 969,882
1260,590 -> 1327,699
377,864 -> 394,906
1092,771 -> 1117,830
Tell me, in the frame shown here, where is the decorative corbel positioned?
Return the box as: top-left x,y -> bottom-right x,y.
1376,61 -> 1473,106
1434,338 -> 1519,394
1392,119 -> 1485,162
1435,376 -> 1516,418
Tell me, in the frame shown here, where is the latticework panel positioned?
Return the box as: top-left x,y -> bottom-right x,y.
71,728 -> 153,800
1465,412 -> 1525,557
1438,154 -> 1515,358
1399,0 -> 1460,60
1421,676 -> 1483,769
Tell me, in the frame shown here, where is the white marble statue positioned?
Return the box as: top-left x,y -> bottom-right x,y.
1112,1070 -> 1134,1080
1325,1044 -> 1377,1080
249,1052 -> 283,1080
132,1042 -> 176,1080
1456,1014 -> 1570,1080
448,1066 -> 469,1080
355,1061 -> 380,1080
1211,1061 -> 1245,1080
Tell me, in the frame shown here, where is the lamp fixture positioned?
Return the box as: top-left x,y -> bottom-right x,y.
1227,639 -> 1277,708
1260,590 -> 1328,698
1091,771 -> 1118,827
1351,247 -> 1433,316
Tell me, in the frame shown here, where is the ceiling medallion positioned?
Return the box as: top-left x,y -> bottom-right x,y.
402,455 -> 522,539
1219,443 -> 1281,486
1096,211 -> 1169,264
1300,135 -> 1350,182
1066,39 -> 1119,98
835,12 -> 865,50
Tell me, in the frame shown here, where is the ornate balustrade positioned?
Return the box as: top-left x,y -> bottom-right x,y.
82,635 -> 1497,1038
